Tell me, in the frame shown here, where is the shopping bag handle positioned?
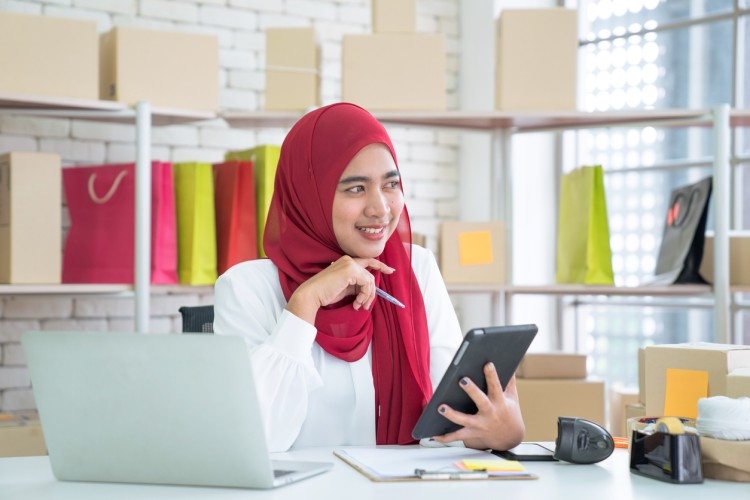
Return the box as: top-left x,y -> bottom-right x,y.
88,170 -> 128,204
668,188 -> 700,228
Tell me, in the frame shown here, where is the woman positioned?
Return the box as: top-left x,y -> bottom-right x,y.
214,102 -> 524,452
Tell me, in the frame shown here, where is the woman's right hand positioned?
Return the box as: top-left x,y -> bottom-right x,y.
285,256 -> 395,325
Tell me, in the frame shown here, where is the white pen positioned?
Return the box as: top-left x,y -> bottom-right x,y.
375,287 -> 406,308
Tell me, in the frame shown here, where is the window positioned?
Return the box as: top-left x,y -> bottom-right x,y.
566,0 -> 748,388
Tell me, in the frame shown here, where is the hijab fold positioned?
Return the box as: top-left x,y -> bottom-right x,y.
264,103 -> 432,444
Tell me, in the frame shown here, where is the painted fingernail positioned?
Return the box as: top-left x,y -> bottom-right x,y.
487,362 -> 496,371
460,377 -> 469,386
439,406 -> 446,414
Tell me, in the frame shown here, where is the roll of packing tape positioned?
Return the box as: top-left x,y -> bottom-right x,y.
655,417 -> 685,434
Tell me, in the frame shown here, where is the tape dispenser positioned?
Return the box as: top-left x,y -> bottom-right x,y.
630,416 -> 704,484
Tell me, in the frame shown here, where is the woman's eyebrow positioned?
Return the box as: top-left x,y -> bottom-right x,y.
339,170 -> 400,185
338,175 -> 369,184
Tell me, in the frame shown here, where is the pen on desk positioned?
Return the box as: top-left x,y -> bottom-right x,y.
414,468 -> 488,480
375,287 -> 406,308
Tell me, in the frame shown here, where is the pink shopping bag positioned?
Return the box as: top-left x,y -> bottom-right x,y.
62,162 -> 178,284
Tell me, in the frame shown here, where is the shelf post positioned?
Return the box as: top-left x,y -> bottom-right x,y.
713,104 -> 731,344
135,101 -> 151,333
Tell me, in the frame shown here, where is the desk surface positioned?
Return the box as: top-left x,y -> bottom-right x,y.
0,447 -> 745,500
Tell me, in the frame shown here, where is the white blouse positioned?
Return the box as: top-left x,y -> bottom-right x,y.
213,245 -> 463,452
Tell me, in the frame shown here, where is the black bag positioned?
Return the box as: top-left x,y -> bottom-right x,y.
652,176 -> 712,285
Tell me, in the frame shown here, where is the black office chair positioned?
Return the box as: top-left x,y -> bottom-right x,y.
178,305 -> 214,334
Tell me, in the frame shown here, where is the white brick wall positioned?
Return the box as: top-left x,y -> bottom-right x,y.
0,0 -> 461,411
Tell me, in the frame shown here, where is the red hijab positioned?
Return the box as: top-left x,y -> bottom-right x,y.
264,103 -> 432,444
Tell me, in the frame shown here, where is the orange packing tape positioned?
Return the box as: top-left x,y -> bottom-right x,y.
613,437 -> 629,449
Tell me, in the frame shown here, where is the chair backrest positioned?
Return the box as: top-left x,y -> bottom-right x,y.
178,305 -> 215,334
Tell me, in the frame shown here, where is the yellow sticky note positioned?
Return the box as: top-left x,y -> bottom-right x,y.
663,368 -> 708,419
458,230 -> 493,266
460,459 -> 525,472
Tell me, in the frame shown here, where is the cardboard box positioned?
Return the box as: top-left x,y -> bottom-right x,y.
700,436 -> 750,482
372,0 -> 416,34
727,368 -> 750,398
439,221 -> 505,284
0,152 -> 61,284
0,12 -> 98,100
625,402 -> 646,421
342,34 -> 445,111
0,414 -> 47,458
608,388 -> 639,437
700,232 -> 750,286
225,145 -> 281,258
495,9 -> 577,110
516,353 -> 587,379
638,347 -> 646,404
100,26 -> 219,111
644,343 -> 750,416
265,28 -> 319,111
516,379 -> 605,441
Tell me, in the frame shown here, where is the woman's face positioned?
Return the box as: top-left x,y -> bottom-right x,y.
332,143 -> 404,258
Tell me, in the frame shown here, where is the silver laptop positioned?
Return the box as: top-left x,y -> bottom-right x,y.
21,331 -> 332,489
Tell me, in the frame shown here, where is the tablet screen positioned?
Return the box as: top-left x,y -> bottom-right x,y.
412,324 -> 537,440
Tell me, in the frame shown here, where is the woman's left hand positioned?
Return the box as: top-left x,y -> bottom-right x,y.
431,362 -> 525,451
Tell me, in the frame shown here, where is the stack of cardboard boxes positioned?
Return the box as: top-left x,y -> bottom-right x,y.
628,343 -> 750,481
264,28 -> 320,111
342,0 -> 445,111
515,353 -> 606,441
643,343 -> 750,417
0,12 -> 219,111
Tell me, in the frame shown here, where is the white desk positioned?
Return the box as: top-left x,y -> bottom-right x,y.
0,447 -> 745,500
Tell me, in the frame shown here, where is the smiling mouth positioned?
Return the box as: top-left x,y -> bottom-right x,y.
357,226 -> 385,234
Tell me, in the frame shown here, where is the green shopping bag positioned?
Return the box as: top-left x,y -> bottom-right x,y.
225,145 -> 280,258
556,165 -> 614,284
173,162 -> 218,285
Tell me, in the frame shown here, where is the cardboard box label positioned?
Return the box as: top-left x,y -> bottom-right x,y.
458,230 -> 493,265
440,221 -> 505,284
664,368 -> 708,419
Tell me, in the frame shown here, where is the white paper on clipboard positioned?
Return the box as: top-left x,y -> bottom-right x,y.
333,446 -> 536,481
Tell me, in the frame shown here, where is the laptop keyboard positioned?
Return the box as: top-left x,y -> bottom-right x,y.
274,469 -> 295,478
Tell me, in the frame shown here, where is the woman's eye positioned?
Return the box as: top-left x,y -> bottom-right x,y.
386,180 -> 401,189
346,185 -> 364,194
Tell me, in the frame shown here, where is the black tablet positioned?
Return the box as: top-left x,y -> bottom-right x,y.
411,324 -> 538,440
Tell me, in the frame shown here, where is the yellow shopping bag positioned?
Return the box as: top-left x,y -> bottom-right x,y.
225,145 -> 280,258
173,162 -> 217,285
556,165 -> 614,284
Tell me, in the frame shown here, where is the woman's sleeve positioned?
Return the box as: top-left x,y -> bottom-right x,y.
416,248 -> 464,388
213,266 -> 323,452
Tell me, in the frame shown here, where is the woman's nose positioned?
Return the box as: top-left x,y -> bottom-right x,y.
364,190 -> 390,218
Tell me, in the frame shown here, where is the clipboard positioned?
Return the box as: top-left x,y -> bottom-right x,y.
333,446 -> 538,482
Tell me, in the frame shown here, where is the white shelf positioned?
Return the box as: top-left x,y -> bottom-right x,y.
221,110 -> 303,129
0,284 -> 132,295
446,284 -> 713,297
0,284 -> 214,296
3,94 -> 741,132
0,91 -> 217,126
220,108 -> 745,132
